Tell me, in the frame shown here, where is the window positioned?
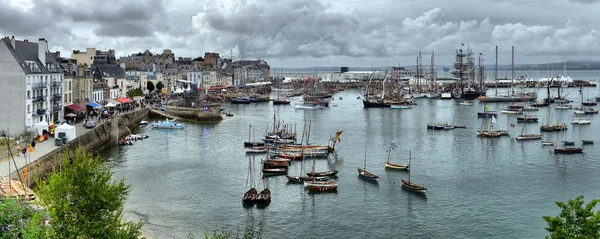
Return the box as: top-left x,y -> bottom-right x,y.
69,81 -> 71,91
27,105 -> 30,113
27,91 -> 30,99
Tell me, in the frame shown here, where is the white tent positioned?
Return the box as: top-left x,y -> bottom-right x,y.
33,120 -> 49,135
105,102 -> 116,107
55,123 -> 76,143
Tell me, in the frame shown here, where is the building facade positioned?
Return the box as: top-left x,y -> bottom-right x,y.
71,48 -> 97,67
0,37 -> 64,134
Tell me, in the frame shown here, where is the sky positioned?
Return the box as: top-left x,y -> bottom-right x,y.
1,0 -> 600,68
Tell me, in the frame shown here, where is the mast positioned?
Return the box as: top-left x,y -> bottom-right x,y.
495,45 -> 498,96
511,46 -> 515,95
408,150 -> 412,183
387,145 -> 392,163
248,124 -> 251,142
299,121 -> 307,176
364,146 -> 367,170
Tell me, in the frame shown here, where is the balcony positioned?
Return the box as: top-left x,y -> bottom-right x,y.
53,94 -> 62,101
50,81 -> 63,88
33,95 -> 47,102
31,83 -> 46,89
34,109 -> 47,116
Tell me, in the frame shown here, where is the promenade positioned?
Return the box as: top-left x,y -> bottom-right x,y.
1,121 -> 89,178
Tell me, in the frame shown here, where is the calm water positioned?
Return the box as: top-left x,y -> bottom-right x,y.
103,86 -> 600,239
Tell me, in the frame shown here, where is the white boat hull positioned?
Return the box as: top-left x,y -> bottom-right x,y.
391,105 -> 412,109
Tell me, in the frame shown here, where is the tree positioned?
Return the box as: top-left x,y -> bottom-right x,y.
126,88 -> 143,98
156,81 -> 164,91
36,148 -> 143,239
192,56 -> 204,62
543,195 -> 600,238
147,81 -> 155,93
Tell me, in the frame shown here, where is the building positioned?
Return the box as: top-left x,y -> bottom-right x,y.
234,59 -> 271,83
71,48 -> 97,67
91,50 -> 126,101
0,36 -> 64,134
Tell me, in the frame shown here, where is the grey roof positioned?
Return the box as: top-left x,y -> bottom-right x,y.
94,64 -> 126,79
0,38 -> 62,74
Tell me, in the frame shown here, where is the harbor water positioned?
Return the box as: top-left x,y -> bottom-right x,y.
103,84 -> 600,238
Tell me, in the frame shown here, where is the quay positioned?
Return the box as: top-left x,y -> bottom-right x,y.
1,108 -> 149,181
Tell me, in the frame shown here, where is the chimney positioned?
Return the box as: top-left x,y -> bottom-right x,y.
38,38 -> 47,65
10,36 -> 15,49
55,51 -> 60,58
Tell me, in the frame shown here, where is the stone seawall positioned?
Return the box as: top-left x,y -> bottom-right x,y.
10,108 -> 149,182
149,106 -> 223,122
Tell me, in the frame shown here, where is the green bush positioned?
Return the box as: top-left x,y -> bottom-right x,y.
0,197 -> 55,238
543,195 -> 600,238
36,148 -> 143,238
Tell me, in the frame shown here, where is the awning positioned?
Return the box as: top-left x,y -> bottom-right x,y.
87,102 -> 102,108
64,104 -> 85,112
114,97 -> 133,103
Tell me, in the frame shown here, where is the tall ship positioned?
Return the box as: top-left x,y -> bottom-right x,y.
452,45 -> 484,99
477,46 -> 537,103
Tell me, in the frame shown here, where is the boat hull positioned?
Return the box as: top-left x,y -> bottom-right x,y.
362,100 -> 390,108
358,168 -> 379,180
385,162 -> 409,170
400,179 -> 427,193
554,148 -> 583,154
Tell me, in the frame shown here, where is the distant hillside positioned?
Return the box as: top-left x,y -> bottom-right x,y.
274,61 -> 600,73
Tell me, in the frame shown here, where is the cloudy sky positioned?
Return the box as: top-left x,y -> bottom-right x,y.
1,0 -> 599,68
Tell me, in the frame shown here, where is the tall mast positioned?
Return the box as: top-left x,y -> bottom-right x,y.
512,46 -> 515,93
495,45 -> 498,96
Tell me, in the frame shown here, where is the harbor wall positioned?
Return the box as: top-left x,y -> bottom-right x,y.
9,108 -> 149,183
149,106 -> 223,122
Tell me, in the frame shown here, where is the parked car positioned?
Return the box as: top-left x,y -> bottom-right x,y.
85,121 -> 97,129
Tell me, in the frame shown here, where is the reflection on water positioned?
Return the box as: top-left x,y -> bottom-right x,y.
104,87 -> 600,239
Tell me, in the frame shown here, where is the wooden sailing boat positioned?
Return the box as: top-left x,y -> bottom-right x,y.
384,141 -> 408,170
244,124 -> 265,147
256,176 -> 271,206
358,146 -> 379,181
400,151 -> 427,193
554,127 -> 583,154
242,159 -> 258,205
304,147 -> 338,192
287,122 -> 330,183
515,124 -> 541,140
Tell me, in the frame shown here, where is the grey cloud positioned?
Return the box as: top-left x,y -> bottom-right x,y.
570,0 -> 600,3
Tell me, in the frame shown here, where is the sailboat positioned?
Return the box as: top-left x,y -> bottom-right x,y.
358,146 -> 379,181
400,151 -> 427,194
304,154 -> 338,192
554,127 -> 583,154
515,124 -> 541,140
242,159 -> 258,205
151,99 -> 184,129
255,177 -> 271,207
244,124 -> 266,147
287,122 -> 330,183
574,84 -> 599,114
384,141 -> 409,170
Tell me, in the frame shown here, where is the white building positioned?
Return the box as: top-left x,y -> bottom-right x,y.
0,37 -> 64,134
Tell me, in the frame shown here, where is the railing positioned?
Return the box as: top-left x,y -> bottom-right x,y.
33,96 -> 45,102
50,81 -> 63,88
34,109 -> 47,116
31,83 -> 46,89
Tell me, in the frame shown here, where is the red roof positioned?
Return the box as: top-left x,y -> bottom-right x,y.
114,97 -> 133,103
64,104 -> 85,112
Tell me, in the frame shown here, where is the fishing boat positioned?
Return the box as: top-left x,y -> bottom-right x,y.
358,146 -> 379,181
273,98 -> 291,105
460,101 -> 473,106
231,97 -> 251,104
555,104 -> 573,110
306,170 -> 338,177
517,114 -> 539,122
151,119 -> 184,129
242,159 -> 257,205
256,188 -> 271,206
477,103 -> 497,118
400,150 -> 427,194
562,141 -> 575,146
244,124 -> 265,147
294,102 -> 325,109
151,100 -> 185,129
246,146 -> 268,153
304,180 -> 338,192
554,130 -> 584,154
139,119 -> 148,127
384,142 -> 409,170
582,140 -> 594,144
262,167 -> 288,176
390,102 -> 412,109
